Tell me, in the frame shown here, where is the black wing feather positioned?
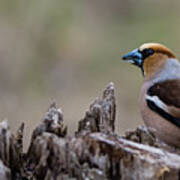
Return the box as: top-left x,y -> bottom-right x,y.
147,79 -> 180,128
147,100 -> 180,128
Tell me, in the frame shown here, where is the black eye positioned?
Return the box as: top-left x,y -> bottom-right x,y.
141,48 -> 154,59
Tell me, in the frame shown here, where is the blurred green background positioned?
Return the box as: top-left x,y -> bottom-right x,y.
0,0 -> 180,149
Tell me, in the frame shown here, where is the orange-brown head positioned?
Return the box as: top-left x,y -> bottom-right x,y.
122,43 -> 176,79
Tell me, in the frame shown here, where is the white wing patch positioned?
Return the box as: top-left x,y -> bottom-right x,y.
146,95 -> 167,110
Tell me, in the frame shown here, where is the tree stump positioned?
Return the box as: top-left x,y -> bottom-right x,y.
0,83 -> 179,180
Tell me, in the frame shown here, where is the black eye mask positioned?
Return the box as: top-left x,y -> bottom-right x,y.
141,48 -> 155,60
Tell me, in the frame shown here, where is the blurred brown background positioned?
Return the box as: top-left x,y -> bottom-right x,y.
0,0 -> 180,149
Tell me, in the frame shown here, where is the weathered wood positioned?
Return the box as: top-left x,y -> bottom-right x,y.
0,121 -> 23,179
0,83 -> 179,180
77,82 -> 116,135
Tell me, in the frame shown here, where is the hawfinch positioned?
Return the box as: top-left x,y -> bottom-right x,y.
122,43 -> 180,148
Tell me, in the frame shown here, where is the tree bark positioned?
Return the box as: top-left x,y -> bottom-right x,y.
0,83 -> 179,180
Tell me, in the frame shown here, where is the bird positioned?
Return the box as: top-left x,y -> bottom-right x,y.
122,42 -> 180,148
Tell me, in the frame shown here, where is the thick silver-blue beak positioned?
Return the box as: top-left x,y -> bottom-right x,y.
122,48 -> 143,67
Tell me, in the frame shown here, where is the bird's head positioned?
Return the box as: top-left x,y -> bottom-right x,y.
122,43 -> 176,79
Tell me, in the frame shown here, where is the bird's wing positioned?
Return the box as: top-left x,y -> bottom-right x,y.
146,79 -> 180,128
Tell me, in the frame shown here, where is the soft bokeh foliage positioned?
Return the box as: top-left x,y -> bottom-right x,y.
0,0 -> 180,149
